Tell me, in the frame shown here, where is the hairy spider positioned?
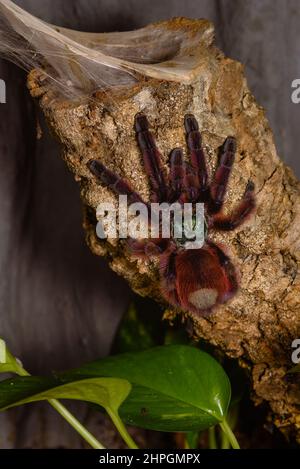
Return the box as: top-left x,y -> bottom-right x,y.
88,113 -> 255,316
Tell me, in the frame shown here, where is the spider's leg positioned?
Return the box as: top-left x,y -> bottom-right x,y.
168,148 -> 185,202
205,239 -> 239,299
168,149 -> 197,203
160,246 -> 181,307
208,136 -> 236,214
88,159 -> 146,205
211,181 -> 255,231
181,162 -> 201,203
135,113 -> 168,203
184,114 -> 209,202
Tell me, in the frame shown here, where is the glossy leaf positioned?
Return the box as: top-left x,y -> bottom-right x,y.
61,345 -> 231,431
0,375 -> 131,417
0,345 -> 231,433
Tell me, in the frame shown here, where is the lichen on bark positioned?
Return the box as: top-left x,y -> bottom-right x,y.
27,18 -> 300,442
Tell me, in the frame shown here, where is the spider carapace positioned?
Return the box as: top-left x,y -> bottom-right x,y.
88,113 -> 256,316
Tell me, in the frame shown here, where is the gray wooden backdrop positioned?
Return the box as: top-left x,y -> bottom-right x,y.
0,0 -> 299,448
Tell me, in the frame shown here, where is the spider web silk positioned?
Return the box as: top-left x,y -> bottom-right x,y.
0,0 -> 213,100
0,0 -> 138,99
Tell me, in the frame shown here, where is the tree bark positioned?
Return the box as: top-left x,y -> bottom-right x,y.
27,18 -> 300,442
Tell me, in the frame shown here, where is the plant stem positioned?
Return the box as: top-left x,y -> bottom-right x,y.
107,409 -> 139,449
49,399 -> 105,449
219,419 -> 240,449
183,437 -> 190,449
220,430 -> 231,450
208,426 -> 218,449
12,355 -> 105,449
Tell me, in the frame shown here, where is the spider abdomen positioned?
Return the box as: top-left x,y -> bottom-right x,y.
174,246 -> 235,314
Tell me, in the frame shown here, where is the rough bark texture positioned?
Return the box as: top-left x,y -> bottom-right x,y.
26,17 -> 300,442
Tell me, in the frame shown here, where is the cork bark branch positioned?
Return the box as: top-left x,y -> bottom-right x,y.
27,18 -> 300,441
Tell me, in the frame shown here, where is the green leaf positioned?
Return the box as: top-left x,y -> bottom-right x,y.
0,341 -> 108,449
0,340 -> 26,376
61,345 -> 231,432
0,345 -> 231,433
0,376 -> 131,414
0,375 -> 137,448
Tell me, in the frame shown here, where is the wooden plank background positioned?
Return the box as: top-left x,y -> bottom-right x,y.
0,0 -> 299,448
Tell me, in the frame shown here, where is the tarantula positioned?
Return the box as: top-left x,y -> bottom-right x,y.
88,113 -> 255,316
